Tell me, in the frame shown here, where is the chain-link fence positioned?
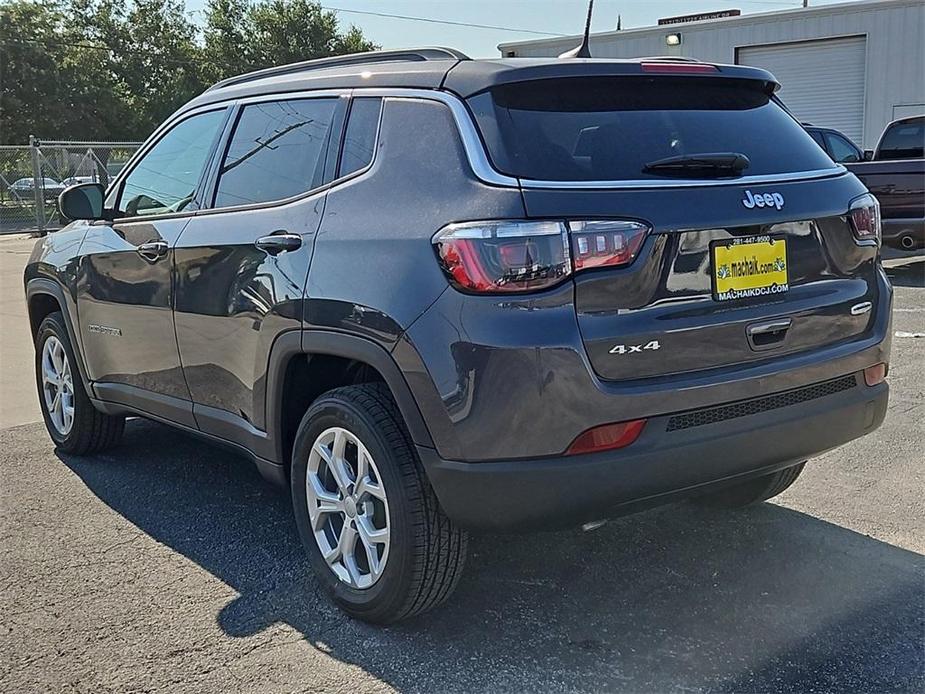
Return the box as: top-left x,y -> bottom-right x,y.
0,137 -> 142,235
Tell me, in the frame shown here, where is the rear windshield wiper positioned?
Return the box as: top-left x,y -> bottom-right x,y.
643,152 -> 750,176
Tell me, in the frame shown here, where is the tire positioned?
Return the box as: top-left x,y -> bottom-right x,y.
291,383 -> 468,624
695,462 -> 806,508
35,312 -> 124,455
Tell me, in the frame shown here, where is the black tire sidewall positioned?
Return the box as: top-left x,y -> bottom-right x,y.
291,392 -> 418,620
35,314 -> 83,449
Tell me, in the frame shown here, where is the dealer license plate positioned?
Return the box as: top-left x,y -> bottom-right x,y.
711,235 -> 789,302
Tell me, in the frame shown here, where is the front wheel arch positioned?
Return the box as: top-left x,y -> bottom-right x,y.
25,280 -> 92,394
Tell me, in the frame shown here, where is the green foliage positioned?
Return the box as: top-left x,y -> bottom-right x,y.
0,0 -> 378,143
202,0 -> 376,81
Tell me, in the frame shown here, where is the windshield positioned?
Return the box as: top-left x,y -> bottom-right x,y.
467,76 -> 836,182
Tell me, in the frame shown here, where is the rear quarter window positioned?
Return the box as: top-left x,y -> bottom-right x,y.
338,97 -> 382,178
467,76 -> 836,182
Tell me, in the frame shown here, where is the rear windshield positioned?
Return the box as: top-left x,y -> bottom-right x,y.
877,117 -> 924,160
467,77 -> 835,182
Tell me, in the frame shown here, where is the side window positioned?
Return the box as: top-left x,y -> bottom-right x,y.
338,98 -> 382,178
116,110 -> 225,218
213,98 -> 337,208
824,132 -> 861,163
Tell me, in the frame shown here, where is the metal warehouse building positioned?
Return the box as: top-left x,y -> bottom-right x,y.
498,0 -> 924,149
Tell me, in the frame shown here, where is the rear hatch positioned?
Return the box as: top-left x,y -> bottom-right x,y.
466,68 -> 881,381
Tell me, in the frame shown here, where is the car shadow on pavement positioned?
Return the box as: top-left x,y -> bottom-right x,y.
59,419 -> 924,693
885,258 -> 925,288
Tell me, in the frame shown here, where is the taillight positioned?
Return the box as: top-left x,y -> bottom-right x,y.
848,193 -> 881,246
433,220 -> 571,293
433,219 -> 650,294
569,220 -> 649,270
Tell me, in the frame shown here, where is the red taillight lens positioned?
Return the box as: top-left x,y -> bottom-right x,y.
434,219 -> 650,294
434,221 -> 571,293
566,419 -> 647,455
848,193 -> 881,246
641,62 -> 718,74
569,220 -> 649,270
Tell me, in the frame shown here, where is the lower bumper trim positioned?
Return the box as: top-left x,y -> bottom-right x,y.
419,376 -> 888,531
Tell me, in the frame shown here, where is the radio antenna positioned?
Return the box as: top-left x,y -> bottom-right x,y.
559,0 -> 594,59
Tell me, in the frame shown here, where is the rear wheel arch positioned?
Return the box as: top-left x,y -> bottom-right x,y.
269,330 -> 435,472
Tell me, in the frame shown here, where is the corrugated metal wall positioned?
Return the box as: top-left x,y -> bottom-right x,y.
499,0 -> 925,148
739,37 -> 867,143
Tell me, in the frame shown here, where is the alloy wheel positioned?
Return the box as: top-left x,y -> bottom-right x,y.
306,426 -> 391,589
41,336 -> 74,436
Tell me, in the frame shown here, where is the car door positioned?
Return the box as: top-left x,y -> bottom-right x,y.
76,107 -> 229,426
172,94 -> 347,447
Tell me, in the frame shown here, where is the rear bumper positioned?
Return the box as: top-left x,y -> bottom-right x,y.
419,375 -> 888,531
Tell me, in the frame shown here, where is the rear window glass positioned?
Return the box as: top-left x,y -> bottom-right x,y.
467,77 -> 835,181
877,117 -> 924,160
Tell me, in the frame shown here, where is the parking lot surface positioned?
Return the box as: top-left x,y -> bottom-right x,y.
1,233 -> 923,693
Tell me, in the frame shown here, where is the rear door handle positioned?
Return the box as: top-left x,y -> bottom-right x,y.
136,240 -> 168,262
255,231 -> 302,255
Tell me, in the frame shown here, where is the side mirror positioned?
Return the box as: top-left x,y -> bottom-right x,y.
863,149 -> 874,161
58,183 -> 106,222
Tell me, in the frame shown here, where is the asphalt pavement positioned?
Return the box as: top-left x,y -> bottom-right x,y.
1,233 -> 922,693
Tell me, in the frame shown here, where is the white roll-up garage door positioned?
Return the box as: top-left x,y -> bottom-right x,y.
738,36 -> 867,144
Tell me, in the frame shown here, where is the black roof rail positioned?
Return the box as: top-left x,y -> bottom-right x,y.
208,47 -> 470,91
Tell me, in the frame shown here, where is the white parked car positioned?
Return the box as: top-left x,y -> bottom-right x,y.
8,177 -> 66,200
61,176 -> 98,187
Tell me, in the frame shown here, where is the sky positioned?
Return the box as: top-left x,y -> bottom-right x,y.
184,0 -> 867,57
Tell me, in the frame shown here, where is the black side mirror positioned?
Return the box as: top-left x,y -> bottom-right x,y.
863,149 -> 875,161
58,183 -> 106,222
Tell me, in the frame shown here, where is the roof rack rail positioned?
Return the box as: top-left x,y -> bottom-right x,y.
638,56 -> 705,63
208,47 -> 470,91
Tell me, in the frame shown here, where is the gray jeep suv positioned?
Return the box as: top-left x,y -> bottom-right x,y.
26,49 -> 891,623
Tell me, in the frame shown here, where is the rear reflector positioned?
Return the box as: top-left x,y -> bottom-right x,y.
566,419 -> 647,456
641,62 -> 718,74
864,363 -> 887,386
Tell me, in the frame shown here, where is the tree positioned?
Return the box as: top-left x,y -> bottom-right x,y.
202,0 -> 378,83
0,1 -> 84,142
0,0 -> 377,143
202,0 -> 250,81
1,0 -> 205,141
70,0 -> 208,137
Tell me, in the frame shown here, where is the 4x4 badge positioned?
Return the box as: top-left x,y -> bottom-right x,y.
610,340 -> 661,355
742,190 -> 785,210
